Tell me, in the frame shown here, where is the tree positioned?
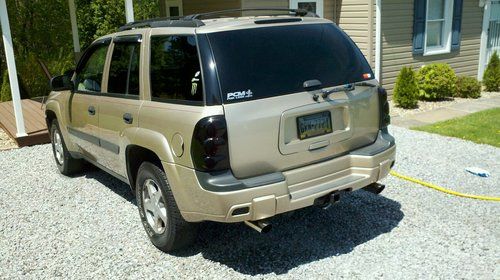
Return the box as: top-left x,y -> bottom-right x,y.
393,67 -> 419,108
0,71 -> 11,102
483,51 -> 500,92
76,0 -> 159,49
0,0 -> 160,99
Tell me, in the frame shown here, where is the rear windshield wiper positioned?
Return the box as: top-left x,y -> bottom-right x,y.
322,81 -> 377,98
303,79 -> 377,100
321,83 -> 355,98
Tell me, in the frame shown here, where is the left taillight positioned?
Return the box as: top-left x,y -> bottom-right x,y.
191,115 -> 230,172
378,87 -> 390,129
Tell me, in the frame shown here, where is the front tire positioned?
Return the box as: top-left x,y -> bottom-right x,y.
50,120 -> 83,176
136,162 -> 198,252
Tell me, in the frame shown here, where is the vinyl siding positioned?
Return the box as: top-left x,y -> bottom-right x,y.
380,0 -> 483,93
242,0 -> 288,9
241,0 -> 288,16
324,0 -> 335,21
336,0 -> 375,68
183,0 -> 241,15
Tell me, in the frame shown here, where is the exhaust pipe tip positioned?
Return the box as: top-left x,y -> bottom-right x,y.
244,220 -> 272,234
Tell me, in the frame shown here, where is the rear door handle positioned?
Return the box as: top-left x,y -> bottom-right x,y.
88,106 -> 96,115
123,113 -> 133,124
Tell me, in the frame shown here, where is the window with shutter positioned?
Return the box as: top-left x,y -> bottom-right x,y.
413,0 -> 463,55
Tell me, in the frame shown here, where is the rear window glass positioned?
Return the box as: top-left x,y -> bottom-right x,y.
207,24 -> 373,103
150,35 -> 203,104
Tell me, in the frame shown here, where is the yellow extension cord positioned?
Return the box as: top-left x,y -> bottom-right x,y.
389,170 -> 500,202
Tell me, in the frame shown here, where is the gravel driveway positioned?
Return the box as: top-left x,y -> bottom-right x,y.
0,126 -> 498,279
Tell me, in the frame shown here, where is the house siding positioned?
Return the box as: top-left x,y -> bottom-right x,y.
380,0 -> 483,93
183,0 -> 241,15
242,0 -> 289,9
336,0 -> 375,68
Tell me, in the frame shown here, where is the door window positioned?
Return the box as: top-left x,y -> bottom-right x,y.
75,44 -> 109,92
107,42 -> 141,96
486,0 -> 500,61
149,35 -> 203,104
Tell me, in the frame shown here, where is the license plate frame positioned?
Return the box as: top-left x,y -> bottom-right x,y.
296,111 -> 333,140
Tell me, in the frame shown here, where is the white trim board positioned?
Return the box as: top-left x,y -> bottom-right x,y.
478,0 -> 491,80
375,0 -> 381,82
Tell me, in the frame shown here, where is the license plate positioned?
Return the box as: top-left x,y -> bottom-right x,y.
297,111 -> 333,140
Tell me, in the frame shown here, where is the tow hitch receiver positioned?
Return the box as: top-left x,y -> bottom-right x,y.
362,183 -> 386,194
314,190 -> 349,210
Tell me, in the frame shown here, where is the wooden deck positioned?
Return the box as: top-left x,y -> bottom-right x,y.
0,100 -> 50,147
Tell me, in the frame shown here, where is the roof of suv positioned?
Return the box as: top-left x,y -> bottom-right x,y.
116,9 -> 332,34
92,10 -> 333,46
195,16 -> 331,33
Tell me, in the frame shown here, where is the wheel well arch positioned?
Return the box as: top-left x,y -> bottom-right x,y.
45,110 -> 57,128
126,145 -> 163,191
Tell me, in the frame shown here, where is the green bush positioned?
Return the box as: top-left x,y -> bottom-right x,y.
417,63 -> 457,100
455,76 -> 481,98
483,51 -> 500,92
393,67 -> 419,108
0,72 -> 12,102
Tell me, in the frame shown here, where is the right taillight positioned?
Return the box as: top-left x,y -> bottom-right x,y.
378,87 -> 390,129
191,115 -> 230,172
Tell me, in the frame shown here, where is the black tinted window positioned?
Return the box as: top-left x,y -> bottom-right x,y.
76,44 -> 108,92
150,35 -> 203,103
108,42 -> 140,95
207,24 -> 374,103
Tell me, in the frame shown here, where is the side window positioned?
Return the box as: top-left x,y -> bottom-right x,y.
107,41 -> 141,96
75,44 -> 109,92
150,35 -> 203,103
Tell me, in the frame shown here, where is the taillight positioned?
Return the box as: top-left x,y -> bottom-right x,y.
378,87 -> 390,129
191,115 -> 230,172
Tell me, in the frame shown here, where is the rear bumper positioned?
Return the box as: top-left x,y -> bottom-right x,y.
164,129 -> 396,223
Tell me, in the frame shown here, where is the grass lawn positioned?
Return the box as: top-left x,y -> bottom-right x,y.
412,108 -> 500,147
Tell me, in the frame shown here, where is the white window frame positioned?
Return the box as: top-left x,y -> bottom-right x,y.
423,0 -> 454,56
290,0 -> 324,18
164,0 -> 183,17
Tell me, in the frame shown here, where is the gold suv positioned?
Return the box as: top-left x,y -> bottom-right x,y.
45,9 -> 396,252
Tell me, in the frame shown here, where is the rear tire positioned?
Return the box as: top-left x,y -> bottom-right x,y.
136,162 -> 198,252
50,120 -> 83,176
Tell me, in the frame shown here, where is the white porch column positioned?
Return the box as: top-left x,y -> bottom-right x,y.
0,0 -> 27,137
375,0 -> 382,83
68,0 -> 80,54
125,0 -> 135,23
478,0 -> 491,80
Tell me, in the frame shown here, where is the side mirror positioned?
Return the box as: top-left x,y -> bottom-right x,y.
50,74 -> 73,91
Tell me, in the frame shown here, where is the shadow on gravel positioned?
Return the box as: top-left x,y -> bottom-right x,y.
83,170 -> 136,205
80,169 -> 403,276
177,191 -> 403,276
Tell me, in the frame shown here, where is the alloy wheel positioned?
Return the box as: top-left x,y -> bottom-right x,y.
142,179 -> 167,234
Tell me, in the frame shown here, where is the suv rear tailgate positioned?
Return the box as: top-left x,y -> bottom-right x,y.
223,87 -> 379,178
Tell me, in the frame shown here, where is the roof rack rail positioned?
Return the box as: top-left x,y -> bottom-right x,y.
118,16 -> 205,31
118,8 -> 317,31
184,8 -> 318,20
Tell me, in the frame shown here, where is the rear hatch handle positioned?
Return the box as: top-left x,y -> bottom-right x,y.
303,79 -> 323,101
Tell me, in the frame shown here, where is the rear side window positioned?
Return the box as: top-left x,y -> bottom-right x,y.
150,35 -> 203,104
108,42 -> 140,96
207,24 -> 374,103
75,44 -> 109,93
